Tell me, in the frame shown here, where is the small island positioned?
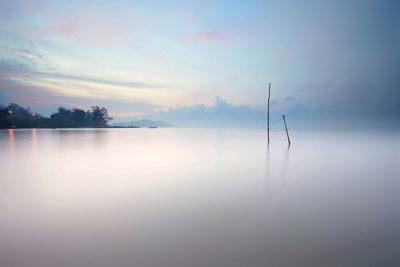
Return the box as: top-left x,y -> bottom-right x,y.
0,103 -> 171,129
0,103 -> 112,129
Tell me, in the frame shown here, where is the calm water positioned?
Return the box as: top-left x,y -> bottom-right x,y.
0,128 -> 399,267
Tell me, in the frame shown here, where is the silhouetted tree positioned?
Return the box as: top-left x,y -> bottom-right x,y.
86,106 -> 112,127
0,106 -> 12,128
72,108 -> 87,125
0,103 -> 41,128
50,107 -> 75,127
0,103 -> 113,129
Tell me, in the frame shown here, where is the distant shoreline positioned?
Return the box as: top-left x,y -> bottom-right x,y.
1,126 -> 150,129
1,103 -> 171,129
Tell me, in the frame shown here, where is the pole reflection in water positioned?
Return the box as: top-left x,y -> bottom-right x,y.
280,145 -> 291,181
264,142 -> 271,201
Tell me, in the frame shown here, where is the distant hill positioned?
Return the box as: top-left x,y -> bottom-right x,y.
112,119 -> 172,128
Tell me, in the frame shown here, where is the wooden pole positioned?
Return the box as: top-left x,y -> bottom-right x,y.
282,115 -> 291,146
267,82 -> 271,143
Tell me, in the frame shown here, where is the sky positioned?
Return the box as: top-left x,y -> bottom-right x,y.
0,0 -> 399,127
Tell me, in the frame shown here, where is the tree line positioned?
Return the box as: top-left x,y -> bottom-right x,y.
0,103 -> 112,129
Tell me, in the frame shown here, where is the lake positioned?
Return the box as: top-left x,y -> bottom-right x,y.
0,128 -> 399,267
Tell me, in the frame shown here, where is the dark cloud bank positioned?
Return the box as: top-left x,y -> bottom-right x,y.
146,91 -> 399,128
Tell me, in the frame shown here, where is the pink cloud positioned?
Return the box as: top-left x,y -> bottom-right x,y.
47,6 -> 136,48
11,3 -> 139,51
189,31 -> 232,44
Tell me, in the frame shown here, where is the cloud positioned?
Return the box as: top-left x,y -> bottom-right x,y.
33,72 -> 157,89
0,45 -> 44,60
0,1 -> 139,51
0,60 -> 32,77
146,94 -> 397,128
145,52 -> 168,61
33,3 -> 138,50
0,60 -> 169,117
1,1 -> 399,127
180,0 -> 214,21
147,96 -> 267,128
0,60 -> 158,89
144,96 -> 310,128
0,76 -> 161,117
0,0 -> 48,18
189,31 -> 231,43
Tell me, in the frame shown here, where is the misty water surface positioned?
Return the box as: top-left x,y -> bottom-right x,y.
0,128 -> 399,267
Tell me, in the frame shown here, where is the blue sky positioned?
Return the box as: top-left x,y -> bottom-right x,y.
0,0 -> 399,126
